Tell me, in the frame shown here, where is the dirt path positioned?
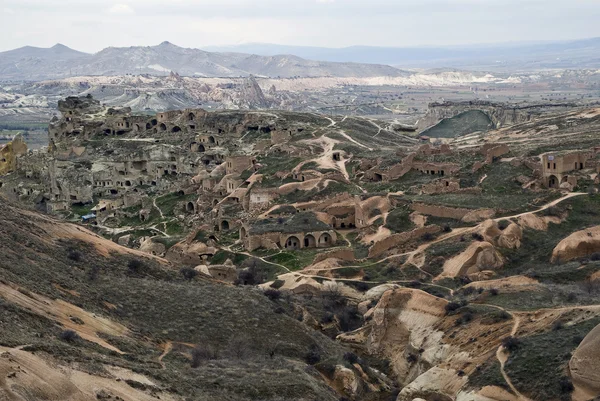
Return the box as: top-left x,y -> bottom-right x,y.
153,197 -> 165,219
158,341 -> 173,369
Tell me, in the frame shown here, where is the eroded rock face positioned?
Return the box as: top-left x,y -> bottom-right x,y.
570,323 -> 600,395
438,241 -> 503,279
366,288 -> 448,386
165,241 -> 216,265
551,226 -> 600,263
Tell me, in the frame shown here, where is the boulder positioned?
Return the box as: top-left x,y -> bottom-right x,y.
570,323 -> 600,395
438,241 -> 503,279
551,226 -> 600,263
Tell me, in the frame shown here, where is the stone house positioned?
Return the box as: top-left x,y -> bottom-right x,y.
241,212 -> 337,251
541,151 -> 593,188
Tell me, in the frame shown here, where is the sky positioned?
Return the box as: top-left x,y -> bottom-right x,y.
1,0 -> 600,52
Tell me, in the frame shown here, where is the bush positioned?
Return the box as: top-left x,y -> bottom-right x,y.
127,259 -> 148,275
559,376 -> 574,394
305,346 -> 321,365
501,336 -> 521,352
59,330 -> 80,343
180,267 -> 198,281
471,233 -> 484,241
497,220 -> 510,230
67,249 -> 82,262
343,352 -> 359,364
445,300 -> 466,314
421,233 -> 435,241
355,282 -> 369,292
271,279 -> 285,289
191,344 -> 218,368
552,321 -> 564,331
264,288 -> 281,301
489,288 -> 499,296
443,224 -> 452,233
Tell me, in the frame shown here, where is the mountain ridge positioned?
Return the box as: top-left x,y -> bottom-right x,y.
0,42 -> 406,81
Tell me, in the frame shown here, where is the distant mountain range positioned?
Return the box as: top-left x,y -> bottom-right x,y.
3,37 -> 600,82
204,37 -> 600,70
0,42 -> 405,81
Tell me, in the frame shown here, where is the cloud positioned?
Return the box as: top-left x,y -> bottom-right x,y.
108,3 -> 134,14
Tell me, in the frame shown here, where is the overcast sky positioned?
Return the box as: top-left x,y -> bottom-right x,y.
1,0 -> 600,52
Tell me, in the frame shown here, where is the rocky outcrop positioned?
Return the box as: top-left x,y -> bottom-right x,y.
418,100 -> 577,132
570,323 -> 600,396
365,288 -> 448,385
368,225 -> 441,258
411,203 -> 495,223
0,133 -> 28,175
551,226 -> 600,263
438,241 -> 503,279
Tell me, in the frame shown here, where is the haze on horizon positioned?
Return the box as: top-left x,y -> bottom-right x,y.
1,0 -> 600,53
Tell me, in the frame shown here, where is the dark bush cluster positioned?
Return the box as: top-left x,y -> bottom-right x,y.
263,288 -> 281,301
191,344 -> 219,368
59,329 -> 80,343
127,259 -> 149,276
180,267 -> 198,281
304,345 -> 321,365
471,233 -> 484,241
445,299 -> 467,314
67,249 -> 82,262
501,336 -> 521,352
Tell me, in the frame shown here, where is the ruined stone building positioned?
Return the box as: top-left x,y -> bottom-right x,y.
541,151 -> 593,188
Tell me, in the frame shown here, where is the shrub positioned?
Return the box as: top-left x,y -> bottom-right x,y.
445,301 -> 465,314
489,288 -> 499,296
127,259 -> 148,275
264,288 -> 281,301
320,312 -> 335,324
180,267 -> 198,281
559,376 -> 574,393
191,344 -> 218,368
552,321 -> 564,331
501,336 -> 521,352
406,353 -> 418,363
59,330 -> 80,343
355,282 -> 369,292
591,252 -> 600,261
471,233 -> 484,241
67,249 -> 82,262
497,220 -> 510,230
305,346 -> 321,365
443,224 -> 452,233
421,233 -> 435,241
343,352 -> 359,364
271,279 -> 285,289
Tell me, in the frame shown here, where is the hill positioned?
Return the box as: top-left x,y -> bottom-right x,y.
0,41 -> 405,81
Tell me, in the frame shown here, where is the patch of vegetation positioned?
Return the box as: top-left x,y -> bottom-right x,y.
385,205 -> 415,233
505,316 -> 600,401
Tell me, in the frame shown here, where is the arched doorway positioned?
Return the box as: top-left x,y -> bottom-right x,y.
285,236 -> 300,250
186,202 -> 195,212
319,233 -> 332,246
172,126 -> 181,133
561,176 -> 569,184
198,144 -> 205,152
548,175 -> 559,188
304,234 -> 316,248
208,136 -> 215,144
188,112 -> 195,121
240,227 -> 247,238
159,123 -> 167,132
221,220 -> 230,231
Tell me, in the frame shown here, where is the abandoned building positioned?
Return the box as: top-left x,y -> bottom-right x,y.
241,212 -> 337,251
541,151 -> 593,188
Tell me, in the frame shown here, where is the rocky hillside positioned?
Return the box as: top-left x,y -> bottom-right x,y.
3,99 -> 600,400
0,42 -> 406,81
